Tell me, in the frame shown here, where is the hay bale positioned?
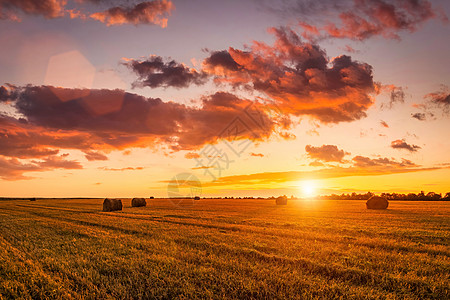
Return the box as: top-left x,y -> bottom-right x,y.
366,196 -> 389,209
194,196 -> 200,200
132,197 -> 146,207
29,198 -> 36,201
103,198 -> 122,212
149,196 -> 154,199
276,195 -> 288,205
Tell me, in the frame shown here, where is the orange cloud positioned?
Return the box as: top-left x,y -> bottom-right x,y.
352,155 -> 416,168
0,154 -> 82,180
309,161 -> 324,167
0,115 -> 101,157
1,85 -> 288,163
203,27 -> 377,123
185,152 -> 200,159
99,167 -> 144,171
84,150 -> 108,161
297,0 -> 444,41
0,0 -> 66,21
250,152 -> 264,157
305,144 -> 350,162
191,165 -> 212,170
390,139 -> 421,152
0,0 -> 175,27
90,0 -> 174,27
202,157 -> 436,188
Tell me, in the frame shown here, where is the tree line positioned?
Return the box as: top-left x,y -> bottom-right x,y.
318,191 -> 450,201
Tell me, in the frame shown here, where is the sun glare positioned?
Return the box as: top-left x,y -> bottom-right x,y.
299,180 -> 317,198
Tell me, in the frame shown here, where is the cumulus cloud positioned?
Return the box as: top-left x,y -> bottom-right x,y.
124,55 -> 208,89
0,157 -> 41,180
0,115 -> 93,158
1,85 -> 286,161
203,27 -> 377,123
293,0 -> 445,41
0,0 -> 66,21
305,144 -> 349,162
84,150 -> 108,161
0,84 -> 19,102
352,155 -> 416,168
390,139 -> 421,152
37,153 -> 83,169
0,154 -> 82,180
90,0 -> 174,27
1,119 -> 138,169
173,92 -> 282,150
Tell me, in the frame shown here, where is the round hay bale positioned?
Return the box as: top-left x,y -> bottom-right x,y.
131,197 -> 146,207
149,196 -> 154,199
276,195 -> 288,205
103,198 -> 123,212
366,196 -> 389,209
194,196 -> 200,200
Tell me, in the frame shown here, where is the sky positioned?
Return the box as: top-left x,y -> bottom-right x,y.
0,0 -> 449,198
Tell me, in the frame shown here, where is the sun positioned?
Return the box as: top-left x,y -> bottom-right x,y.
299,180 -> 317,198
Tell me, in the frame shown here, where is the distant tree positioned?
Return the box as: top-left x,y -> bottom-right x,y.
317,191 -> 447,201
426,192 -> 442,200
418,191 -> 426,200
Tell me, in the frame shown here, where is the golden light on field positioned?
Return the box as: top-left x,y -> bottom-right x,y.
299,180 -> 317,198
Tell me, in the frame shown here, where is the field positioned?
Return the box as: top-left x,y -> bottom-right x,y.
0,198 -> 448,299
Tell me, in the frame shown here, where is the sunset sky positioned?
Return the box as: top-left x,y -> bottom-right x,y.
0,0 -> 449,198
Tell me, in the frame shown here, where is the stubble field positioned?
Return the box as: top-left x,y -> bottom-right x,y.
0,198 -> 448,299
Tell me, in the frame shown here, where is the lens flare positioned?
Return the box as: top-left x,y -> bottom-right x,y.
299,180 -> 316,198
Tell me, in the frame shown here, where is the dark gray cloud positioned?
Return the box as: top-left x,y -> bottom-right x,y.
391,139 -> 421,152
411,112 -> 427,121
125,56 -> 208,89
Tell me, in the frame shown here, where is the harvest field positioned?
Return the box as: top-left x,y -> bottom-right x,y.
0,199 -> 448,299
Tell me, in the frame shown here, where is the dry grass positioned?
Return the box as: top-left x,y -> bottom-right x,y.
0,198 -> 448,299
